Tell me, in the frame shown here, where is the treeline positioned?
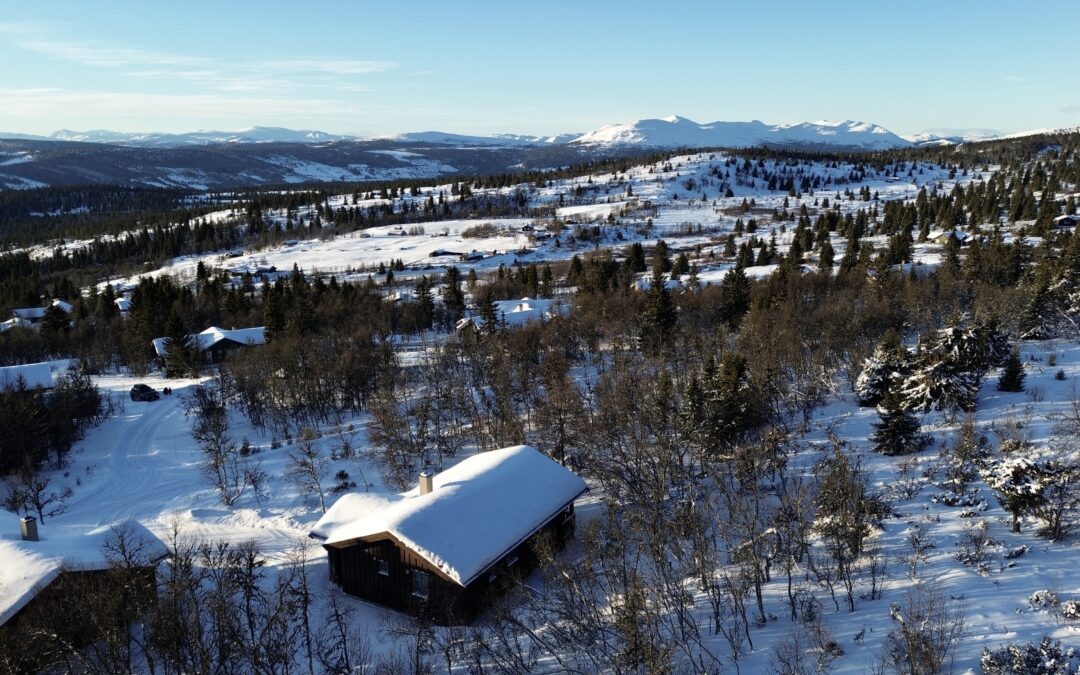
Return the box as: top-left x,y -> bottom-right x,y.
0,185 -> 207,247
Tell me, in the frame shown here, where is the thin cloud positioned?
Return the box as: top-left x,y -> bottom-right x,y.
0,23 -> 395,94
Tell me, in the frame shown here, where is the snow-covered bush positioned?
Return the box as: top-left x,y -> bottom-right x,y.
983,453 -> 1080,538
1062,600 -> 1080,620
980,637 -> 1079,674
1027,590 -> 1059,612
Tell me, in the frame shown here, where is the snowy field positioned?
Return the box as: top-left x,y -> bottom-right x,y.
81,151 -> 984,297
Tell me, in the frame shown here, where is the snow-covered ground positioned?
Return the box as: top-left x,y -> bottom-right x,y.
10,150 -> 1060,671
78,151 -> 979,297
6,333 -> 1077,673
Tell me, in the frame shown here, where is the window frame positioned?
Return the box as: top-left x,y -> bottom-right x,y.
411,569 -> 430,599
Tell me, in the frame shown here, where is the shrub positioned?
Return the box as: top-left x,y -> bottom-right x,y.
980,637 -> 1078,674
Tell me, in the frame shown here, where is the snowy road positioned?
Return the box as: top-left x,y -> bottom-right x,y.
49,374 -> 313,561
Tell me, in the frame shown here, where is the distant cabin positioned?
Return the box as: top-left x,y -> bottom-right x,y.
454,297 -> 565,334
0,362 -> 55,391
9,299 -> 72,326
1054,214 -> 1080,229
151,325 -> 266,365
929,229 -> 970,246
310,445 -> 587,624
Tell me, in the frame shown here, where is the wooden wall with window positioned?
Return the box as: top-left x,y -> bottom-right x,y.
324,499 -> 578,625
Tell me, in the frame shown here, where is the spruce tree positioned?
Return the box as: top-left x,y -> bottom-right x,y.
997,347 -> 1026,392
442,266 -> 465,316
642,262 -> 677,350
871,389 -> 926,456
163,312 -> 194,378
478,290 -> 500,336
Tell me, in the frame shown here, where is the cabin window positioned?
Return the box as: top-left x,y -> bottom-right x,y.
411,570 -> 430,598
376,557 -> 389,576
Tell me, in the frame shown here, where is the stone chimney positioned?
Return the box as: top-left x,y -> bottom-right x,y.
20,516 -> 38,542
419,469 -> 434,496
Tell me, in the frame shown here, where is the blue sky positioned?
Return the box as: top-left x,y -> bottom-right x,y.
1,0 -> 1077,137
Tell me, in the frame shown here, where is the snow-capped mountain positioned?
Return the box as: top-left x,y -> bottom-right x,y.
387,131 -> 581,146
2,117 -> 913,151
42,127 -> 354,147
571,115 -> 911,150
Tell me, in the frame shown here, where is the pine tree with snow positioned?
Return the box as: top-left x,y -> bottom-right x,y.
982,454 -> 1045,533
854,332 -> 911,407
997,347 -> 1026,392
900,357 -> 980,413
871,389 -> 928,456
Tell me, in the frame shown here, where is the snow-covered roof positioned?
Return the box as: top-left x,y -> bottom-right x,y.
152,325 -> 266,357
51,299 -> 73,313
634,276 -> 684,291
0,362 -> 54,390
11,307 -> 45,320
0,317 -> 33,333
0,516 -> 167,626
462,297 -> 565,330
927,229 -> 970,242
114,297 -> 132,312
311,445 -> 587,586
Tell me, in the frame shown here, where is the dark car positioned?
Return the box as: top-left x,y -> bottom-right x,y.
130,384 -> 160,402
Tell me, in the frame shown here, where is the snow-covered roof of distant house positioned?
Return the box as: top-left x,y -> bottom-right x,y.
311,445 -> 587,586
114,297 -> 132,311
0,318 -> 33,333
51,299 -> 73,313
12,307 -> 45,320
152,325 -> 266,357
0,362 -> 54,390
927,229 -> 970,242
1053,214 -> 1079,225
0,515 -> 167,626
634,276 -> 683,291
463,297 -> 566,330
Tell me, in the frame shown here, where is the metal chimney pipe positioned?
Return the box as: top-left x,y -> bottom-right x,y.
419,469 -> 434,496
20,516 -> 38,542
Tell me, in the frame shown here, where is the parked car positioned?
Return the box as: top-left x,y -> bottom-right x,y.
130,384 -> 160,402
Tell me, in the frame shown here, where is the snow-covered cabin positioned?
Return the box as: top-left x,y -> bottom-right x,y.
0,514 -> 167,630
0,317 -> 33,333
310,445 -> 587,624
114,297 -> 132,317
929,229 -> 971,246
455,297 -> 564,334
1053,214 -> 1080,229
10,299 -> 73,326
0,362 -> 54,391
151,326 -> 266,364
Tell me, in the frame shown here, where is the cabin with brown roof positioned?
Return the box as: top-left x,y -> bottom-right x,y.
310,445 -> 587,624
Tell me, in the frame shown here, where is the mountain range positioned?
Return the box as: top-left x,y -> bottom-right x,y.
0,116 -> 1054,191
1,116 -> 933,150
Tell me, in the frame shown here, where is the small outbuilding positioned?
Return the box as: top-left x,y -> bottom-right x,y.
311,445 -> 587,624
1053,214 -> 1080,229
